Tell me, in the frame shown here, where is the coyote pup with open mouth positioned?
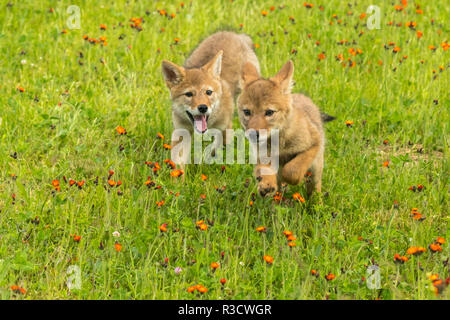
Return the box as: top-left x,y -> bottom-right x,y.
238,60 -> 335,197
162,31 -> 260,164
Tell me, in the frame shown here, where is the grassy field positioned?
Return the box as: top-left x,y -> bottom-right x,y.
0,0 -> 448,300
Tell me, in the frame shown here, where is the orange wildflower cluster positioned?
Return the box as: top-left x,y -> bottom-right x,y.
256,226 -> 266,232
273,192 -> 283,202
429,237 -> 445,253
196,220 -> 208,231
52,179 -> 60,192
406,246 -> 426,256
187,284 -> 208,294
429,274 -> 449,296
129,17 -> 143,31
292,193 -> 305,203
10,285 -> 26,295
283,230 -> 297,247
393,253 -> 408,264
410,208 -> 425,221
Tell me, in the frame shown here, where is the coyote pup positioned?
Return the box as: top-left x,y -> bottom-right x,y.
162,31 -> 260,164
238,60 -> 335,197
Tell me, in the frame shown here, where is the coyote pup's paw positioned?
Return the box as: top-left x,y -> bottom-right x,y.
256,175 -> 278,197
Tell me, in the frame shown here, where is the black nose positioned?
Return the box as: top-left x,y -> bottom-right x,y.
255,131 -> 260,141
197,104 -> 208,114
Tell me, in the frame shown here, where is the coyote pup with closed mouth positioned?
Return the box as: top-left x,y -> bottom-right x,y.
238,60 -> 335,197
161,31 -> 260,164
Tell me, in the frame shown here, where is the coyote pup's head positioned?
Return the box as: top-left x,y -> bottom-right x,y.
162,51 -> 223,134
237,61 -> 294,142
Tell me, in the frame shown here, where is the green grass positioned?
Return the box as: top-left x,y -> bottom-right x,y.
0,0 -> 448,300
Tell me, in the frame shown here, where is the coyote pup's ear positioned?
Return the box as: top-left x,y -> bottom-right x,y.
241,62 -> 260,87
271,60 -> 294,95
203,50 -> 223,79
162,60 -> 185,87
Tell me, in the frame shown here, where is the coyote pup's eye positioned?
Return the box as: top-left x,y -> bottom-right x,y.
265,110 -> 275,116
185,92 -> 193,97
243,109 -> 251,116
206,90 -> 213,96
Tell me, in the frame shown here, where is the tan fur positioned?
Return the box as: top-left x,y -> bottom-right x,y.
238,61 -> 326,197
162,32 -> 260,158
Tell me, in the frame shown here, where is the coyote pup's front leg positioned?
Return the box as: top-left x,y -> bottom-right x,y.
281,145 -> 321,193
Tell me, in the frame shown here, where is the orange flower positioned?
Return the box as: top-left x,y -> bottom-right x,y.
159,224 -> 168,232
436,237 -> 445,245
115,242 -> 122,252
429,274 -> 439,281
52,179 -> 60,191
283,230 -> 293,237
173,38 -> 180,44
108,180 -> 116,187
429,243 -> 442,252
156,200 -> 165,208
318,53 -> 326,60
382,161 -> 390,168
220,278 -> 227,285
197,285 -> 208,293
116,126 -> 127,135
211,262 -> 220,269
164,159 -> 176,169
76,180 -> 85,188
10,285 -> 26,295
392,46 -> 400,53
345,120 -> 354,127
170,169 -> 184,177
201,174 -> 207,181
325,273 -> 335,281
311,269 -> 317,275
359,13 -> 366,20
261,10 -> 268,16
100,24 -> 107,30
256,226 -> 266,232
303,2 -> 314,8
163,143 -> 172,150
273,192 -> 282,202
394,253 -> 408,263
428,45 -> 436,51
407,246 -> 426,256
293,193 -> 305,203
156,132 -> 164,140
187,286 -> 196,293
287,235 -> 296,241
159,10 -> 167,16
288,242 -> 296,247
394,5 -> 403,11
17,86 -> 25,92
72,234 -> 81,242
263,255 -> 274,264
199,223 -> 208,231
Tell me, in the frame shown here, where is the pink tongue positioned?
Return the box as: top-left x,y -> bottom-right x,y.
194,115 -> 207,133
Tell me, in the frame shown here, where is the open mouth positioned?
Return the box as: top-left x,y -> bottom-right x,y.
186,111 -> 209,134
